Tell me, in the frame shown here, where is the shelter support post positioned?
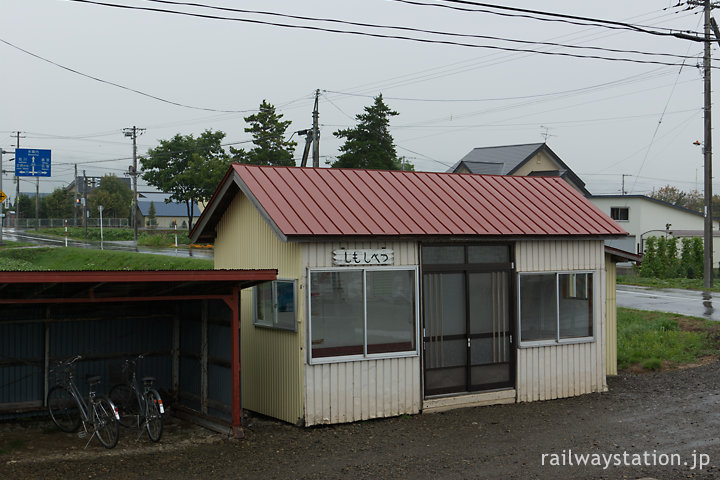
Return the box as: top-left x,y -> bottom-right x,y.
227,287 -> 243,438
43,308 -> 50,407
201,300 -> 208,415
172,307 -> 180,397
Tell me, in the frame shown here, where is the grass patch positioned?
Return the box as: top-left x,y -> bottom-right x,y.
617,307 -> 720,371
41,227 -> 195,246
0,247 -> 213,271
0,240 -> 34,249
617,274 -> 720,293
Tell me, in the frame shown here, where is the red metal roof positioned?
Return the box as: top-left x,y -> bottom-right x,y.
192,165 -> 626,241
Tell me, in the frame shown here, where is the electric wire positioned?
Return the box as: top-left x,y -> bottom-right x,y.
64,0 -> 708,68
0,37 -> 255,113
129,0 -> 700,61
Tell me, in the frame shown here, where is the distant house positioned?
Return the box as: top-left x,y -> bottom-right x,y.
137,192 -> 201,229
448,143 -> 591,196
588,194 -> 720,258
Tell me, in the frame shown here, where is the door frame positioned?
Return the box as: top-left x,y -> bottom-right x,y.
420,243 -> 516,397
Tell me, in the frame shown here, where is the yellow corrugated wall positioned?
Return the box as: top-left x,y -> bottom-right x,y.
605,256 -> 618,375
214,194 -> 305,425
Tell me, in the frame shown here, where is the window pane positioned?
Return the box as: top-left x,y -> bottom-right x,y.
520,274 -> 557,342
254,282 -> 273,327
366,270 -> 416,354
310,271 -> 364,358
275,281 -> 296,331
559,273 -> 593,338
422,245 -> 464,264
468,245 -> 509,264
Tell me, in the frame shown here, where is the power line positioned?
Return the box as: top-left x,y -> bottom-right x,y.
0,37 -> 256,113
402,0 -> 703,39
64,0 -> 707,68
126,0 -> 701,61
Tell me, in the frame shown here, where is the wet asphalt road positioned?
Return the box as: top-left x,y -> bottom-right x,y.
1,228 -> 214,260
617,284 -> 720,321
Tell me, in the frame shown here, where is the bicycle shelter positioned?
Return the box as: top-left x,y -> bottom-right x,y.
0,269 -> 276,438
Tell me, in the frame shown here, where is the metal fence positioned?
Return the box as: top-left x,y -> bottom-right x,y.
2,218 -> 129,228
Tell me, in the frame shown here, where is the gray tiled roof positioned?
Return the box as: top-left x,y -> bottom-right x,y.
448,143 -> 544,174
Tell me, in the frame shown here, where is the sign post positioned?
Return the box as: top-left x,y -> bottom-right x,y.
98,205 -> 104,250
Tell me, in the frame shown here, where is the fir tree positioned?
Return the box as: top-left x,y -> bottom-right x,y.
332,94 -> 413,171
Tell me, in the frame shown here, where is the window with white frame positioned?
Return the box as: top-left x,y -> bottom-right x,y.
253,280 -> 297,331
519,272 -> 594,344
309,268 -> 418,361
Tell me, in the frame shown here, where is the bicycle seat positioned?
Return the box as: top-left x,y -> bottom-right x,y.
86,375 -> 101,385
142,376 -> 155,383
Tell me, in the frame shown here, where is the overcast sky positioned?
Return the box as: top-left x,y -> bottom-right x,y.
0,0 -> 712,200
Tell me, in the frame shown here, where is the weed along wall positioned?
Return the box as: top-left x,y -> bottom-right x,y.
192,164 -> 626,426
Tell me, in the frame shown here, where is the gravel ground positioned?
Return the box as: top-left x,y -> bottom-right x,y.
2,361 -> 720,480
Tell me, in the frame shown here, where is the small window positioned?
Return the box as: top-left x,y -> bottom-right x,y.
518,272 -> 594,344
610,207 -> 629,221
253,280 -> 297,331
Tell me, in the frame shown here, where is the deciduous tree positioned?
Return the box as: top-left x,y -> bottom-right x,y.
88,175 -> 132,220
141,129 -> 231,232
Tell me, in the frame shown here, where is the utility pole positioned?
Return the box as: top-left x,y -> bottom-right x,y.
312,89 -> 320,168
687,0 -> 717,288
621,174 -> 632,196
11,131 -> 24,229
0,148 -> 8,244
702,0 -> 714,288
83,170 -> 88,239
123,126 -> 145,243
74,164 -> 78,227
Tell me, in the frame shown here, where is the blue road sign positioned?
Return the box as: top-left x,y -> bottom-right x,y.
15,148 -> 51,177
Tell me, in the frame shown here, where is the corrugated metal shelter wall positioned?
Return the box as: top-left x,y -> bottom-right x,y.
303,240 -> 421,426
0,320 -> 44,408
515,240 -> 607,403
214,193 -> 304,425
0,304 -> 175,415
605,256 -> 618,375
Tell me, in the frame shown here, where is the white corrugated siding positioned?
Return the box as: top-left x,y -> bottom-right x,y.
214,194 -> 305,425
303,240 -> 421,426
515,240 -> 607,402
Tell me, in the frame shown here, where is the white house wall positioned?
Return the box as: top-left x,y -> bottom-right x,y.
303,240 -> 421,426
515,240 -> 607,402
589,196 -> 718,256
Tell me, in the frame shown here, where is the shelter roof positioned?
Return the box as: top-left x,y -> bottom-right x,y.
192,165 -> 626,243
0,269 -> 276,305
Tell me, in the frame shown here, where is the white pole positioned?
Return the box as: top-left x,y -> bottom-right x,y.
98,205 -> 104,250
174,219 -> 178,247
64,219 -> 67,247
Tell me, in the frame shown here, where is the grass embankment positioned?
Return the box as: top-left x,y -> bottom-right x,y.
40,227 -> 202,247
617,274 -> 720,293
0,246 -> 213,271
618,307 -> 720,371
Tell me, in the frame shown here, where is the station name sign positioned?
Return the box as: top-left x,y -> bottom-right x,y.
333,249 -> 394,266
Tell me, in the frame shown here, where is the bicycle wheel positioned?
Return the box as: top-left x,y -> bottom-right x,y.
144,390 -> 163,442
109,383 -> 140,429
47,385 -> 81,433
93,396 -> 119,449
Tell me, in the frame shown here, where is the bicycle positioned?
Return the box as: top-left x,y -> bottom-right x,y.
109,354 -> 165,442
46,355 -> 120,449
